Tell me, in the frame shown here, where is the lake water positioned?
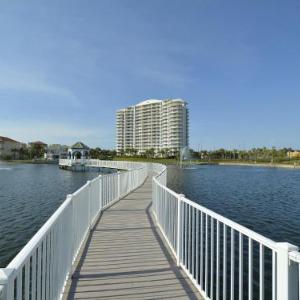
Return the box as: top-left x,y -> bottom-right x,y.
0,162 -> 114,267
167,164 -> 300,247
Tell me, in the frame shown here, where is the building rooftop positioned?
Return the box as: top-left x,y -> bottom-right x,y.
136,98 -> 186,107
165,98 -> 186,103
0,136 -> 21,143
71,142 -> 90,149
117,99 -> 187,112
136,99 -> 162,106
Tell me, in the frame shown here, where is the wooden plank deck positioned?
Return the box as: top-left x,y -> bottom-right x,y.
63,176 -> 202,300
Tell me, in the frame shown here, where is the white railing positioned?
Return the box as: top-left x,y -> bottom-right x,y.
86,159 -> 147,171
59,158 -> 89,166
152,163 -> 300,300
58,158 -> 72,166
59,158 -> 148,171
289,252 -> 300,300
0,160 -> 148,300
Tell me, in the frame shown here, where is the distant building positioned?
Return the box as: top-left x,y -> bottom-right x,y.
116,99 -> 189,155
68,142 -> 90,159
28,141 -> 48,151
45,144 -> 69,160
287,151 -> 300,159
0,136 -> 26,159
27,141 -> 48,159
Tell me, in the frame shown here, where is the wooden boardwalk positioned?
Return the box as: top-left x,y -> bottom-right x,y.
63,176 -> 202,300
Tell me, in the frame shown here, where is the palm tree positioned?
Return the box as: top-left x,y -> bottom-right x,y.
145,148 -> 155,158
158,149 -> 166,158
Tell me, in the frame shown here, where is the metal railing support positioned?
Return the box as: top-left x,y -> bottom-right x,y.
98,175 -> 103,210
276,242 -> 299,300
67,194 -> 74,272
0,268 -> 15,300
177,194 -> 184,266
87,181 -> 91,230
117,171 -> 121,199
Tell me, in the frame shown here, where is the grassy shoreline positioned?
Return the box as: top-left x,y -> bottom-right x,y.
2,157 -> 300,169
113,157 -> 300,169
217,161 -> 300,169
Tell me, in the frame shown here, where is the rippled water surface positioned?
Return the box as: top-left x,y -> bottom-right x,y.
167,164 -> 300,248
0,162 -> 113,267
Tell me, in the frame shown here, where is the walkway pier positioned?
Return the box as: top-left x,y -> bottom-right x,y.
63,176 -> 201,299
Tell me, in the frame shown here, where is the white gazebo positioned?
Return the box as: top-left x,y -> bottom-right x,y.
68,142 -> 90,160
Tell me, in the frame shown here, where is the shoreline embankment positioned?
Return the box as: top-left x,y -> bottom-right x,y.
217,161 -> 300,169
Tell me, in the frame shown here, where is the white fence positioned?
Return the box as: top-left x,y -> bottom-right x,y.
58,158 -> 145,171
0,160 -> 147,300
152,163 -> 300,300
58,158 -> 72,166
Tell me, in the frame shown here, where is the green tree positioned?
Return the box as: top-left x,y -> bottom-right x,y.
18,147 -> 29,160
145,148 -> 155,158
11,148 -> 19,160
30,144 -> 45,159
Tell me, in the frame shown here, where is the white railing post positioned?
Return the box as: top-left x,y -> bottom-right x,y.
177,194 -> 184,266
276,242 -> 299,300
117,171 -> 121,199
99,175 -> 103,211
67,194 -> 76,276
0,269 -> 15,300
152,177 -> 156,214
87,180 -> 92,230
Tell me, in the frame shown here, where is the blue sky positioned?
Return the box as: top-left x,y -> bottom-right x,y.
0,0 -> 299,150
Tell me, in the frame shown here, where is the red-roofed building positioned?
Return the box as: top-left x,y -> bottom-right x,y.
28,141 -> 48,159
28,141 -> 48,150
0,136 -> 26,159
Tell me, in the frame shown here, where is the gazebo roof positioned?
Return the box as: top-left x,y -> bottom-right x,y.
70,142 -> 90,150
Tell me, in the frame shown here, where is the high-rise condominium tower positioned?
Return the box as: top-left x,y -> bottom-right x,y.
116,99 -> 189,155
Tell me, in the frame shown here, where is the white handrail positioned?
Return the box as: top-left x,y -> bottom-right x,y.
0,159 -> 148,300
152,163 -> 300,300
